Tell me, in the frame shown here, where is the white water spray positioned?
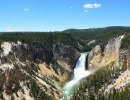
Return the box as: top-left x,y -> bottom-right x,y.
61,53 -> 91,100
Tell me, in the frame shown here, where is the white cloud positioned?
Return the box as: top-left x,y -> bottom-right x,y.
84,10 -> 88,12
24,8 -> 29,11
83,3 -> 101,9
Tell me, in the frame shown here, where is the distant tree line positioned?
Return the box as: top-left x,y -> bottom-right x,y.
65,26 -> 130,51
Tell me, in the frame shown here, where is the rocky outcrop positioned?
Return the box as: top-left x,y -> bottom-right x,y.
119,49 -> 130,67
88,45 -> 101,61
105,69 -> 130,93
88,35 -> 125,70
88,40 -> 96,45
0,41 -> 53,64
53,43 -> 80,71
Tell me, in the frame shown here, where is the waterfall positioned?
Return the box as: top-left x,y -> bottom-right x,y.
61,53 -> 91,100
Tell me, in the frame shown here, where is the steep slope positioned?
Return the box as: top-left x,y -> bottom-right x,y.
71,34 -> 130,100
0,41 -> 79,100
88,35 -> 124,69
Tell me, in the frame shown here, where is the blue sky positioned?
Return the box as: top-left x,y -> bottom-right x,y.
0,0 -> 130,32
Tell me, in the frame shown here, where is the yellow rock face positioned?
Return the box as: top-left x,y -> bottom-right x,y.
90,51 -> 119,68
89,35 -> 124,69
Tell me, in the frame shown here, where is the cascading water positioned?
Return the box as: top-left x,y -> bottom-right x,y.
61,53 -> 91,100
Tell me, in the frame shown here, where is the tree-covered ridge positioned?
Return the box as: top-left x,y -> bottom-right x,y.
0,32 -> 84,52
64,26 -> 130,51
0,26 -> 130,52
71,62 -> 130,100
64,26 -> 130,42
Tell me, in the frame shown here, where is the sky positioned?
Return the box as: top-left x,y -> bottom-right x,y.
0,0 -> 130,32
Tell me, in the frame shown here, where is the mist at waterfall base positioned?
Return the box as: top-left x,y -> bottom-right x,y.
61,53 -> 91,100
